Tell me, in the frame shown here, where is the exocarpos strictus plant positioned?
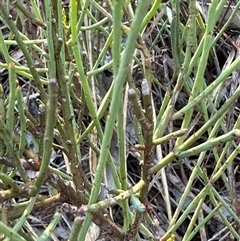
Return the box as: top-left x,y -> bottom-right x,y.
0,0 -> 240,240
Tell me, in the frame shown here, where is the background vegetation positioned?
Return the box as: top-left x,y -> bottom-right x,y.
0,0 -> 240,240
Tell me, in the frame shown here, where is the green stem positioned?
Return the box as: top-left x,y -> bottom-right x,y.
118,91 -> 131,230
0,222 -> 26,241
151,84 -> 240,174
161,184 -> 210,241
38,209 -> 61,241
29,78 -> 58,196
185,203 -> 222,241
78,1 -> 153,238
16,87 -> 27,158
0,4 -> 47,102
153,129 -> 187,145
177,129 -> 240,158
9,0 -> 45,27
0,172 -> 18,190
13,196 -> 38,232
172,56 -> 240,120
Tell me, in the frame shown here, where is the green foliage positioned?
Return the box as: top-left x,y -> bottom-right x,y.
0,0 -> 240,240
